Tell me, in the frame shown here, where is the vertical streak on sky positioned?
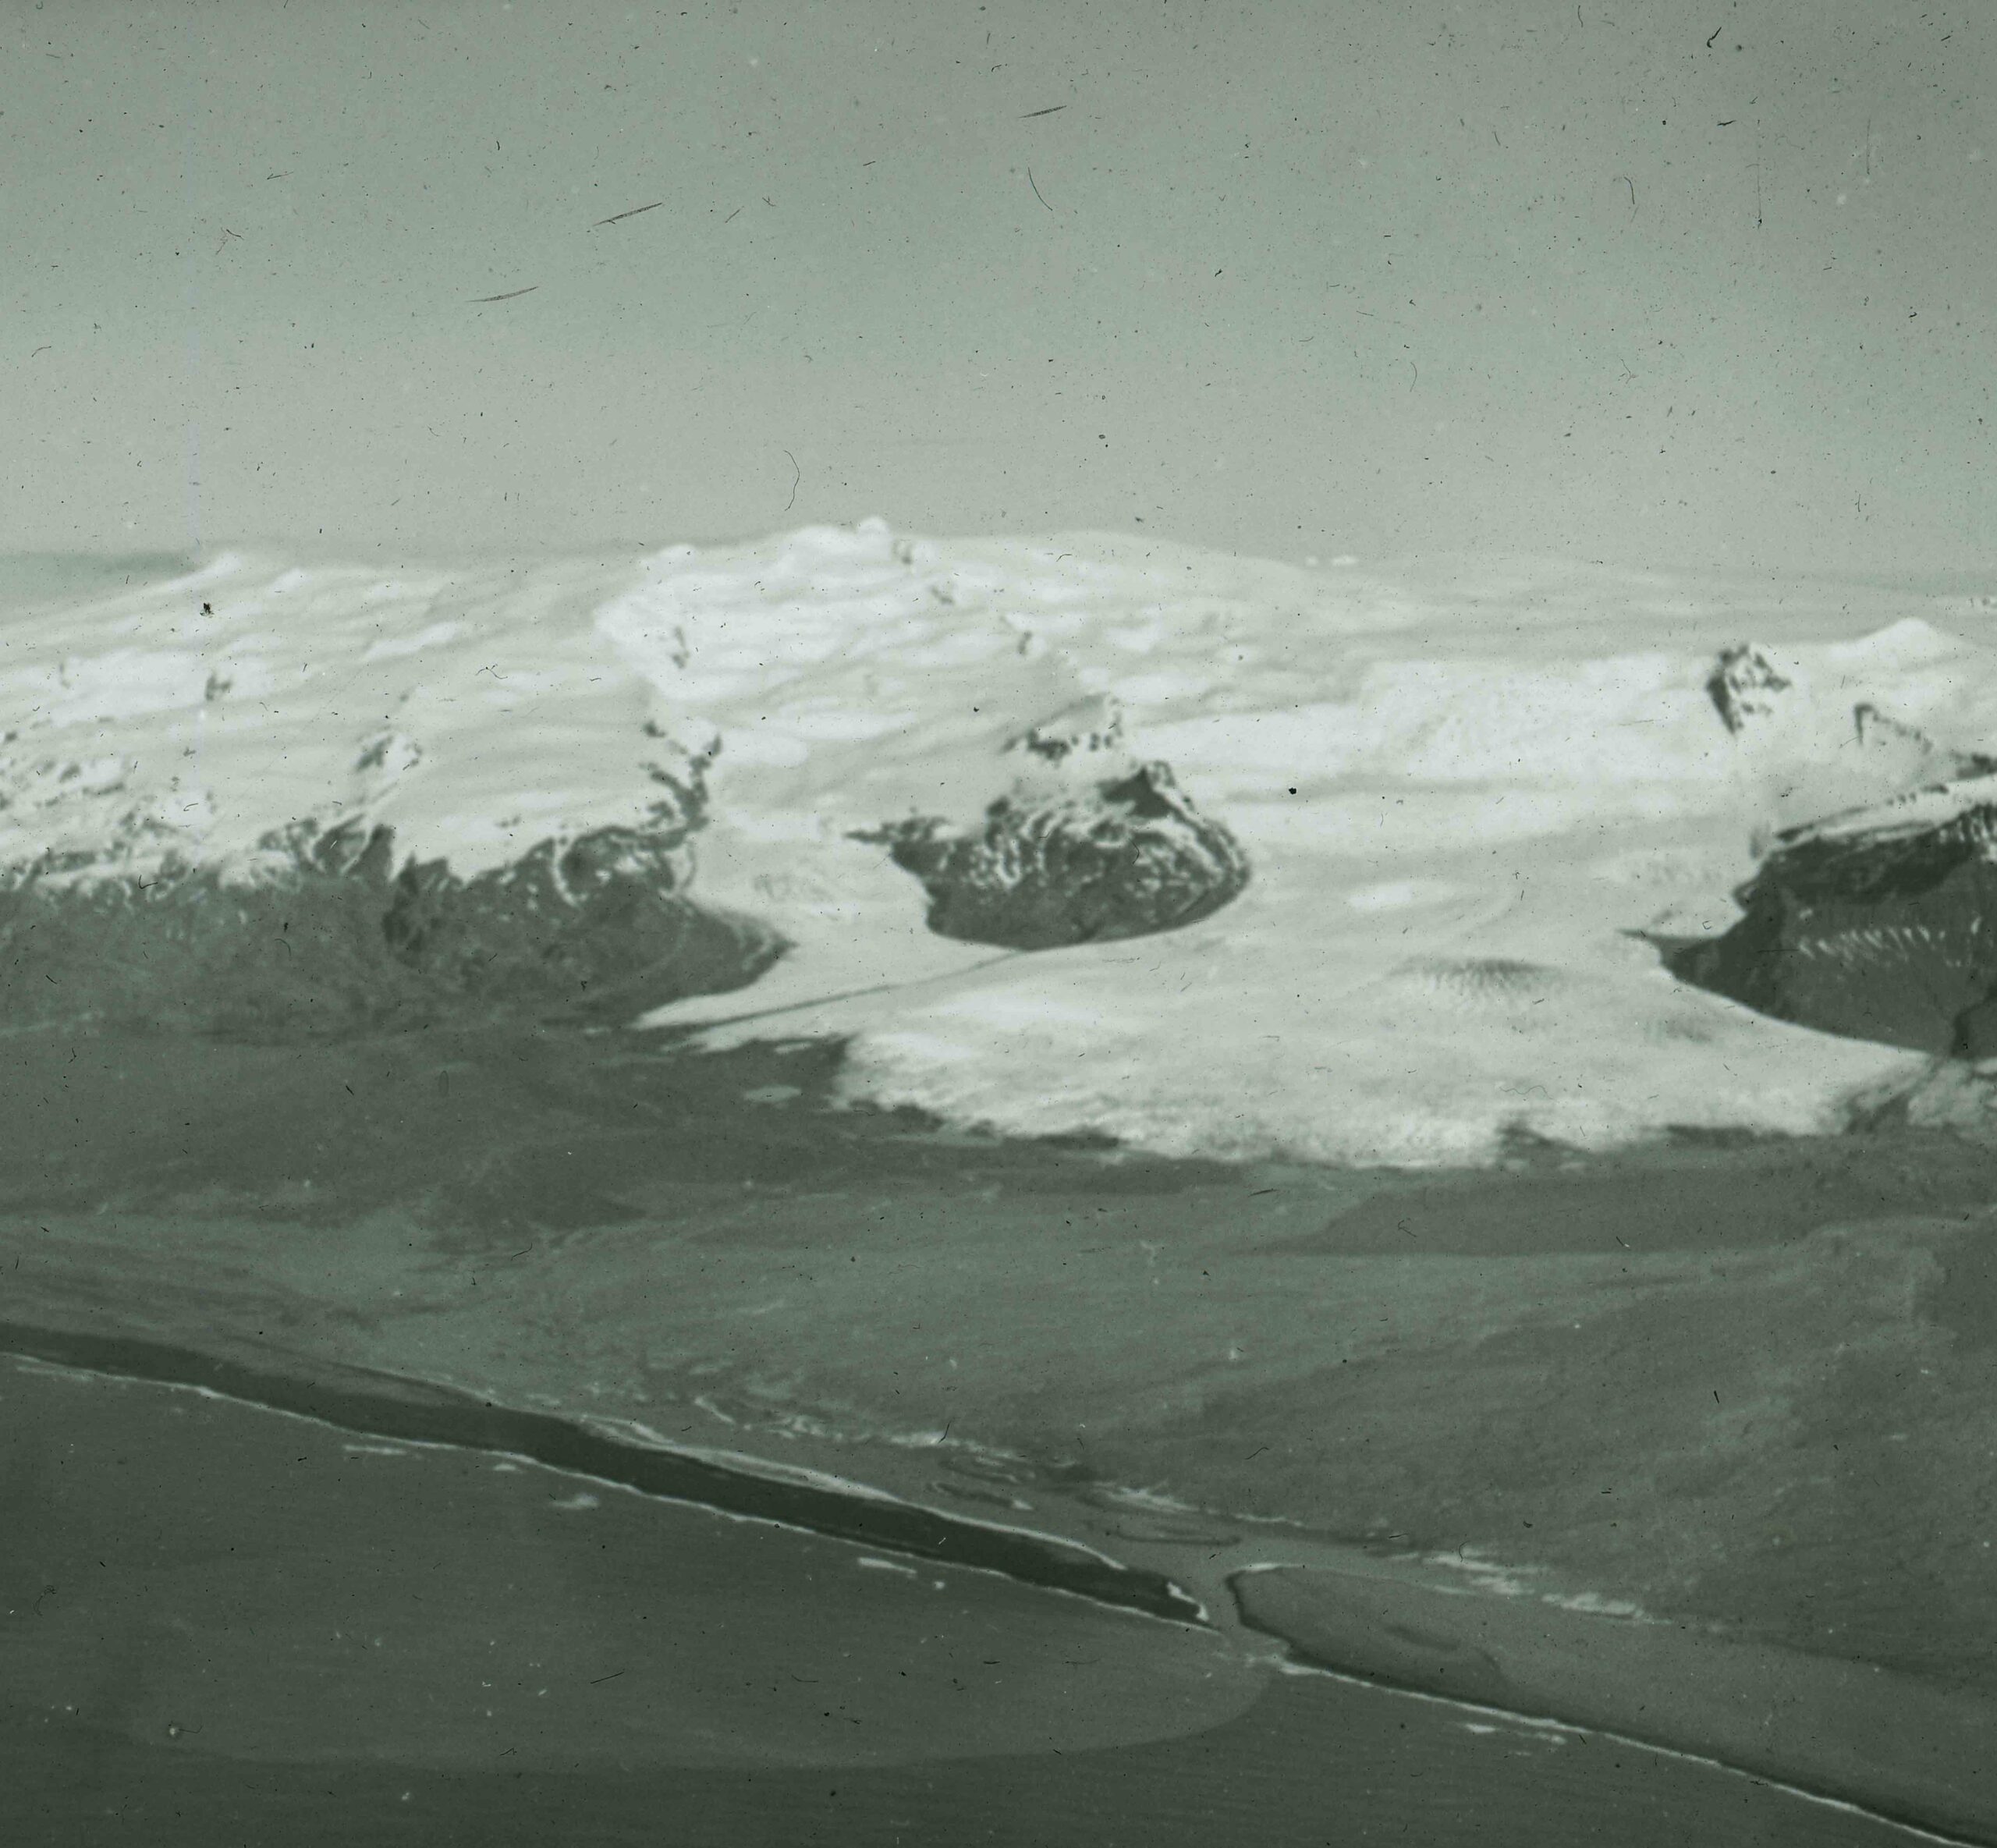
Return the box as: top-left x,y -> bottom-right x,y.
180,70 -> 203,557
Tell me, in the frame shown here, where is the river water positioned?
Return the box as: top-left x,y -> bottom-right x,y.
2,1360 -> 1951,1848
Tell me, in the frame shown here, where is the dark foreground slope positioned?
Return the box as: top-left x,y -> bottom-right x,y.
3,1023 -> 1996,1836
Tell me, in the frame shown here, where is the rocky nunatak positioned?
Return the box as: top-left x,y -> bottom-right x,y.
1705,643 -> 1799,737
852,697 -> 1250,951
1676,650 -> 1997,1054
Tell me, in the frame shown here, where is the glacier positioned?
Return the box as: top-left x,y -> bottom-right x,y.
7,517 -> 1997,1165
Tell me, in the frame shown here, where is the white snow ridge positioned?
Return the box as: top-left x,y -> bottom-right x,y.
6,518 -> 1994,1165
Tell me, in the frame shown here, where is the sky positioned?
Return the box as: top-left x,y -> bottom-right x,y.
3,0 -> 1993,578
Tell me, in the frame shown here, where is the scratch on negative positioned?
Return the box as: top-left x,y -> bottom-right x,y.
593,200 -> 664,228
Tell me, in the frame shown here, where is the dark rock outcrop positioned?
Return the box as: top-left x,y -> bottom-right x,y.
1849,703 -> 1997,779
1704,639 -> 1997,786
380,818 -> 783,1024
1706,644 -> 1796,736
853,698 -> 1250,951
0,783 -> 786,1041
1669,776 -> 1997,1055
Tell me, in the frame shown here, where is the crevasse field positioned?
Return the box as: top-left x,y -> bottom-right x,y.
9,519 -> 1991,1160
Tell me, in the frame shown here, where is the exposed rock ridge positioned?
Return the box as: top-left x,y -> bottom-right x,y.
0,746 -> 785,1039
1667,640 -> 1997,1054
1673,767 -> 1997,1055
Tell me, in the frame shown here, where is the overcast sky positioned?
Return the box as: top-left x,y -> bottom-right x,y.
4,0 -> 1992,578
